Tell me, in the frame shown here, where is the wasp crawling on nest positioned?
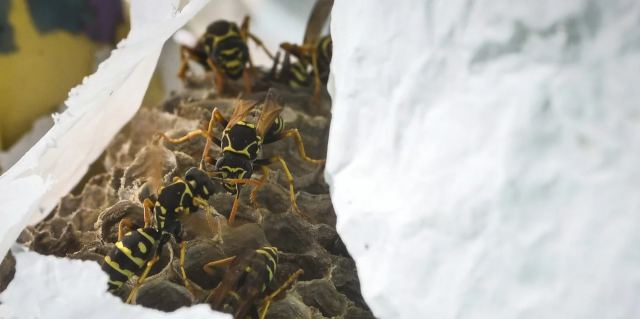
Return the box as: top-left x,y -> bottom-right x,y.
178,16 -> 274,95
203,246 -> 303,319
158,89 -> 325,224
101,140 -> 221,303
269,0 -> 333,101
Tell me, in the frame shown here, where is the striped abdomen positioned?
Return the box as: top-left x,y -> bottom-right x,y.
280,52 -> 311,89
102,227 -> 160,290
204,20 -> 248,80
263,116 -> 284,144
316,35 -> 332,84
213,38 -> 249,80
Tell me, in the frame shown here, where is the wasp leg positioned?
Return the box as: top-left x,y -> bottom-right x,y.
202,256 -> 237,276
248,33 -> 275,60
268,129 -> 325,165
178,45 -> 196,81
207,59 -> 226,95
156,130 -> 208,144
210,107 -> 229,127
249,165 -> 270,204
193,197 -> 211,212
126,255 -> 159,304
219,179 -> 262,224
279,42 -> 308,61
200,107 -> 227,168
241,14 -> 273,61
266,51 -> 281,82
179,241 -> 191,291
259,269 -> 304,319
257,156 -> 301,215
117,218 -> 135,241
240,15 -> 250,41
156,130 -> 221,170
216,217 -> 223,243
229,191 -> 240,225
143,199 -> 154,228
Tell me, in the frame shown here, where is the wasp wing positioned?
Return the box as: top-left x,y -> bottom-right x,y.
209,263 -> 245,310
233,286 -> 262,319
136,142 -> 171,202
303,0 -> 334,46
225,99 -> 259,131
209,251 -> 261,313
255,89 -> 283,139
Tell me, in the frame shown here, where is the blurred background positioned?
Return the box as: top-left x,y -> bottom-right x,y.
0,0 -> 126,170
0,0 -> 318,172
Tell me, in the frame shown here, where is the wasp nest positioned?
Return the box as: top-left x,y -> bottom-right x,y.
12,75 -> 374,318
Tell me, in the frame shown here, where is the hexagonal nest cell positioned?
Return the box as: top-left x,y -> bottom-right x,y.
4,72 -> 374,319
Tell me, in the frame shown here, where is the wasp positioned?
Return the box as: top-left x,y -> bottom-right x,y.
178,16 -> 274,94
275,0 -> 333,99
101,163 -> 219,303
203,246 -> 303,319
267,50 -> 311,90
158,90 -> 325,224
101,218 -> 160,291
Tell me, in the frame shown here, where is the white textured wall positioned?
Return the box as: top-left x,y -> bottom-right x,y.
327,0 -> 640,318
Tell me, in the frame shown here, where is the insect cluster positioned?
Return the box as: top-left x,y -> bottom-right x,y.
12,1 -> 374,318
179,0 -> 333,101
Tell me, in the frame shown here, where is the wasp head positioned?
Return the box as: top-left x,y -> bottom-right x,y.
214,153 -> 253,194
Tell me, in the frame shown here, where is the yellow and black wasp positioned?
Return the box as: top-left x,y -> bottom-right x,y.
101,217 -> 159,291
274,0 -> 333,99
101,164 -> 218,303
178,16 -> 273,94
203,246 -> 303,319
267,50 -> 311,90
159,90 -> 325,224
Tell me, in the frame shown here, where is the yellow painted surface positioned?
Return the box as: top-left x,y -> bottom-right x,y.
0,0 -> 97,149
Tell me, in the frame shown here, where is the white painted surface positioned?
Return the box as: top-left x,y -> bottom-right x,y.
0,250 -> 230,319
327,0 -> 640,318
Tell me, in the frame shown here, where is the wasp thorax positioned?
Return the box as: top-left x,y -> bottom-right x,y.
222,123 -> 261,161
215,153 -> 253,194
